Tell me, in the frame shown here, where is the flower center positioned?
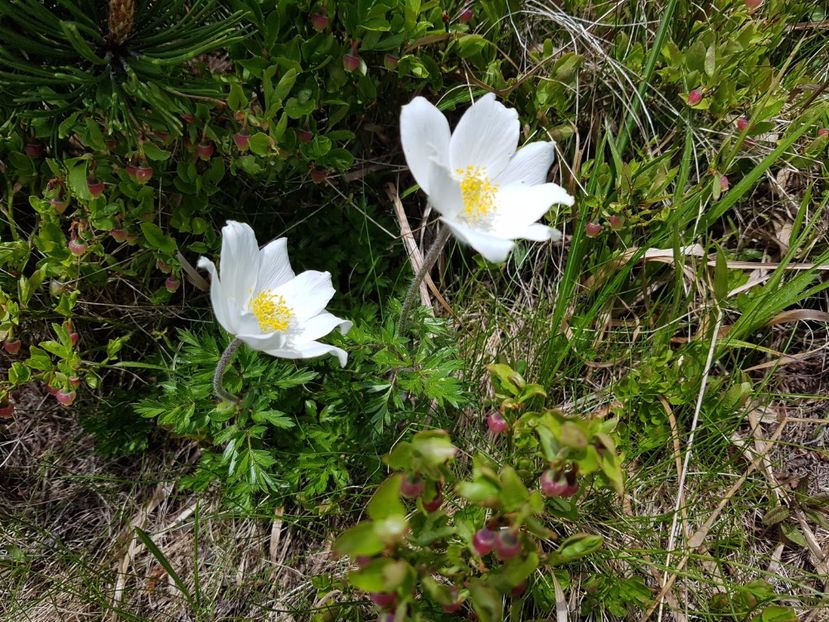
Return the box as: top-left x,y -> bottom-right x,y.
456,165 -> 498,223
250,290 -> 294,333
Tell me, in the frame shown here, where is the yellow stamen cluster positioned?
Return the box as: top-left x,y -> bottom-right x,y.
456,165 -> 498,223
251,290 -> 294,333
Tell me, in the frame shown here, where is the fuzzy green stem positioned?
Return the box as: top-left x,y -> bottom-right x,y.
213,338 -> 242,403
398,225 -> 451,335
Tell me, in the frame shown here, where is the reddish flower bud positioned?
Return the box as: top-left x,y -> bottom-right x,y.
720,175 -> 730,191
540,468 -> 579,498
472,527 -> 496,555
50,198 -> 70,214
744,0 -> 762,9
383,54 -> 399,70
511,581 -> 527,597
310,12 -> 329,32
486,412 -> 508,434
68,239 -> 87,256
195,143 -> 214,160
297,129 -> 313,143
69,376 -> 81,388
687,89 -> 703,106
818,128 -> 829,137
3,340 -> 21,355
459,7 -> 474,23
369,592 -> 396,609
110,229 -> 128,243
0,403 -> 14,418
343,53 -> 361,73
25,143 -> 44,158
355,555 -> 373,569
181,114 -> 195,124
608,215 -> 624,230
310,168 -> 328,184
126,164 -> 153,184
400,474 -> 425,499
494,529 -> 522,560
165,276 -> 181,293
585,222 -> 602,237
736,117 -> 749,131
87,177 -> 105,198
70,332 -> 79,346
423,492 -> 442,513
55,389 -> 77,406
156,259 -> 172,273
442,10 -> 450,23
233,132 -> 250,151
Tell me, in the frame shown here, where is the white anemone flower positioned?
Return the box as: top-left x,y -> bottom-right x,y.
400,93 -> 574,263
197,221 -> 352,367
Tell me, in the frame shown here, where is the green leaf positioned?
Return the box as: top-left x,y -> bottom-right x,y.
248,132 -> 271,156
550,533 -> 603,564
704,43 -> 716,77
228,82 -> 249,111
140,223 -> 177,254
334,521 -> 385,557
8,362 -> 30,385
143,142 -> 171,161
499,466 -> 529,512
135,527 -> 195,607
66,158 -> 92,201
469,579 -> 503,622
755,606 -> 799,622
367,475 -> 405,520
762,506 -> 789,527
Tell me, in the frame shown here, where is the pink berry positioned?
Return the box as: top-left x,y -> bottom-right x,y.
297,129 -> 313,143
511,581 -> 527,597
0,403 -> 13,418
70,332 -> 79,346
355,555 -> 373,569
818,128 -> 829,137
110,229 -> 128,243
310,12 -> 329,32
745,0 -> 762,9
50,198 -> 70,214
486,412 -> 508,435
687,89 -> 703,106
540,469 -> 569,497
383,54 -> 398,70
233,132 -> 250,151
68,239 -> 87,256
720,175 -> 730,191
423,492 -> 442,513
608,215 -> 624,230
3,340 -> 21,355
472,527 -> 496,555
125,233 -> 138,245
25,143 -> 44,158
165,276 -> 180,293
181,114 -> 195,124
156,259 -> 172,273
195,143 -> 214,160
69,376 -> 81,388
443,601 -> 463,613
400,474 -> 425,499
310,169 -> 328,184
87,177 -> 105,198
126,164 -> 153,184
736,117 -> 749,131
369,592 -> 396,609
585,222 -> 602,237
343,53 -> 361,73
494,529 -> 522,560
459,7 -> 474,23
55,389 -> 76,406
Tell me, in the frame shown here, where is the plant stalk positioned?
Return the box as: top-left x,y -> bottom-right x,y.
398,225 -> 451,334
213,338 -> 242,403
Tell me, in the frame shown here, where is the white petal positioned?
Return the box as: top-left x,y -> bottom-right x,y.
256,237 -> 295,292
296,312 -> 353,342
520,223 -> 562,242
400,97 -> 452,195
197,257 -> 237,334
490,182 -> 573,237
449,93 -> 519,178
236,328 -> 288,352
274,270 -> 335,320
441,217 -> 515,263
264,341 -> 349,367
495,141 -> 556,186
219,221 -> 260,310
426,160 -> 463,217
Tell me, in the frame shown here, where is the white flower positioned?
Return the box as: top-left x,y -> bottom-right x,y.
197,221 -> 352,367
400,93 -> 574,263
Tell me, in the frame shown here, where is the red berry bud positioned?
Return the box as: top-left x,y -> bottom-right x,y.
585,222 -> 602,237
195,143 -> 214,160
233,132 -> 250,151
55,389 -> 77,406
400,474 -> 425,499
310,168 -> 328,184
383,54 -> 398,70
25,143 -> 44,158
181,114 -> 195,124
87,177 -> 105,198
3,340 -> 21,355
472,527 -> 496,555
70,332 -> 79,346
818,128 -> 829,137
459,7 -> 474,23
50,198 -> 70,214
494,529 -> 522,560
165,276 -> 181,293
110,229 -> 128,243
0,403 -> 14,418
423,492 -> 442,513
720,175 -> 730,191
369,592 -> 396,609
744,0 -> 762,9
68,239 -> 87,256
608,215 -> 624,230
687,89 -> 703,106
297,129 -> 313,143
126,164 -> 153,184
511,581 -> 527,597
310,12 -> 329,32
486,412 -> 508,434
69,376 -> 81,388
343,53 -> 361,73
736,117 -> 749,131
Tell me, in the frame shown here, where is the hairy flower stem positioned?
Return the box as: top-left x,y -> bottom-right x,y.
213,338 -> 243,403
398,225 -> 451,335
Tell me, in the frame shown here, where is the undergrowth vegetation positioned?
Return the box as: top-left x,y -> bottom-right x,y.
1,0 -> 828,620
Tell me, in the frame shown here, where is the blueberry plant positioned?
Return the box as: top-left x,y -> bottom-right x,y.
332,364 -> 624,620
